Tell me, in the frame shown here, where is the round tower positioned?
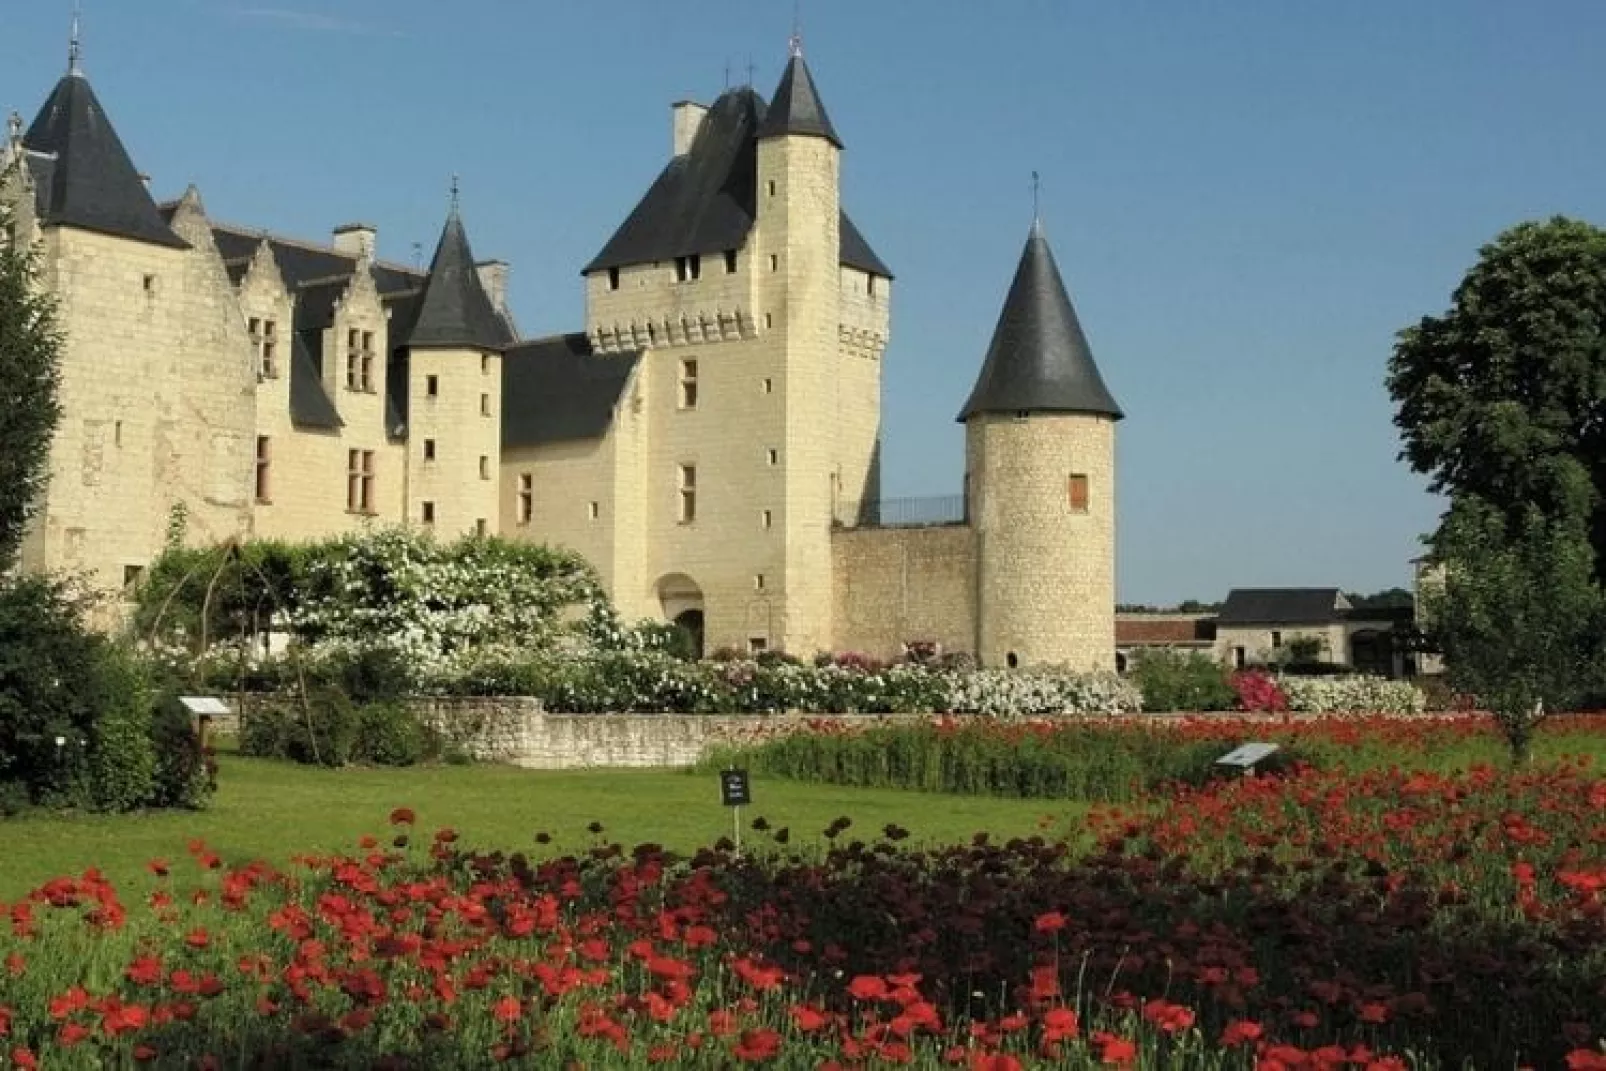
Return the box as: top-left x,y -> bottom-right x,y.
959,219 -> 1123,671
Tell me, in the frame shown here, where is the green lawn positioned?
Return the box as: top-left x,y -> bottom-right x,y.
0,751 -> 1072,899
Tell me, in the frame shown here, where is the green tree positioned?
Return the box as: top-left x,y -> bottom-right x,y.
1425,500 -> 1605,763
1387,217 -> 1606,573
1343,588 -> 1414,611
0,176 -> 63,570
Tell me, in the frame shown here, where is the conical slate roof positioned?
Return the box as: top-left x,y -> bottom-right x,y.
22,73 -> 186,249
958,221 -> 1122,422
756,53 -> 842,149
405,207 -> 511,351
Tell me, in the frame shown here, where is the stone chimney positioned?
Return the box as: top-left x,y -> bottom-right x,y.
332,222 -> 377,262
476,260 -> 509,311
672,100 -> 708,157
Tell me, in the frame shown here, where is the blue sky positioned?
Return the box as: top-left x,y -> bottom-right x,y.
6,2 -> 1604,605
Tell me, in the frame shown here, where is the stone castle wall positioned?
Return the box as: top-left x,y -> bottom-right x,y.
967,413 -> 1117,671
831,523 -> 976,660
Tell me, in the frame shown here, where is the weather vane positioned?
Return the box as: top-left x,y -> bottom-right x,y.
789,0 -> 804,58
68,1 -> 83,75
449,173 -> 460,212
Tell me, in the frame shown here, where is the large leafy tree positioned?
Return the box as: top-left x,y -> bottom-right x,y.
1387,217 -> 1606,567
1390,217 -> 1606,742
0,179 -> 62,571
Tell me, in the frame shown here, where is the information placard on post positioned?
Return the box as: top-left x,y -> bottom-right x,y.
1214,742 -> 1280,774
720,769 -> 751,854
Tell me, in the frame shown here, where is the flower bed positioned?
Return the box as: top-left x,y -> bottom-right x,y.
2,743 -> 1604,1068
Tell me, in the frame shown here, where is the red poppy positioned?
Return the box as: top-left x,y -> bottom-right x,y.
492,996 -> 521,1023
1220,1019 -> 1263,1046
389,807 -> 416,826
791,1005 -> 830,1032
1042,1006 -> 1079,1042
1033,911 -> 1067,934
848,975 -> 890,1001
732,1028 -> 781,1062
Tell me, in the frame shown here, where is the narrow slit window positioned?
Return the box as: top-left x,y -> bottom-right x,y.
423,438 -> 436,461
518,473 -> 533,524
479,455 -> 491,480
679,359 -> 699,409
678,464 -> 697,524
422,501 -> 436,524
607,266 -> 620,291
426,375 -> 439,398
724,249 -> 738,273
254,436 -> 271,503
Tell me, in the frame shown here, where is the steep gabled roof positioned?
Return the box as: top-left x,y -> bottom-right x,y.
958,220 -> 1122,422
585,88 -> 765,274
288,331 -> 342,431
1217,589 -> 1348,626
502,333 -> 641,448
583,85 -> 889,278
22,74 -> 186,249
405,208 -> 512,352
756,53 -> 842,148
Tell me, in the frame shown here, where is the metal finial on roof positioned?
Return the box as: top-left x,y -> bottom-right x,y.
789,0 -> 803,57
1031,170 -> 1040,224
68,2 -> 83,76
724,60 -> 731,89
745,57 -> 755,86
449,173 -> 460,214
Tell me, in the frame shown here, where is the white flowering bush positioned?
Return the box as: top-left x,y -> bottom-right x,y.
1279,675 -> 1426,715
944,668 -> 1143,718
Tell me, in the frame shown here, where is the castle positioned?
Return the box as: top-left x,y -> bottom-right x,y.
0,34 -> 1123,670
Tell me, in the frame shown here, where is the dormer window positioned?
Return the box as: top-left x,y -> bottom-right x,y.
674,255 -> 701,283
249,317 -> 279,379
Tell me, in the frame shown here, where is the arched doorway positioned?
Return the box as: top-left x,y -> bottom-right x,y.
656,573 -> 705,660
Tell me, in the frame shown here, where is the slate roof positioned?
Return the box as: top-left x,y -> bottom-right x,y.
22,73 -> 187,249
502,333 -> 641,448
1217,589 -> 1349,626
583,86 -> 889,279
288,331 -> 342,431
756,53 -> 843,148
958,221 -> 1122,421
405,209 -> 513,351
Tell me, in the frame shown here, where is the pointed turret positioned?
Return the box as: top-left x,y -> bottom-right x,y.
756,50 -> 842,149
406,195 -> 511,351
959,221 -> 1121,421
21,72 -> 185,249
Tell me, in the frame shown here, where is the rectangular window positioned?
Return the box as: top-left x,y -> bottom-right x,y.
480,393 -> 491,417
867,275 -> 877,297
1232,646 -> 1246,670
426,375 -> 439,398
475,518 -> 487,537
361,331 -> 375,392
766,448 -> 779,466
346,329 -> 361,390
764,312 -> 773,330
142,274 -> 156,295
347,449 -> 375,513
518,473 -> 533,524
767,180 -> 776,197
123,564 -> 145,593
679,359 -> 699,409
481,354 -> 492,376
724,249 -> 738,273
254,436 -> 271,504
262,319 -> 278,377
1270,630 -> 1283,648
588,501 -> 600,520
749,637 -> 768,654
421,501 -> 435,524
678,464 -> 697,524
607,266 -> 620,291
674,254 -> 701,283
769,254 -> 779,272
1068,473 -> 1090,513
479,455 -> 490,480
754,574 -> 766,592
762,377 -> 773,394
760,509 -> 772,529
423,438 -> 436,461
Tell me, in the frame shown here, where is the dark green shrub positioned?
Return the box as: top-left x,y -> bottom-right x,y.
239,700 -> 296,759
289,688 -> 360,766
1133,649 -> 1236,712
354,702 -> 428,766
0,574 -> 107,807
325,646 -> 414,703
86,648 -> 158,812
147,695 -> 215,809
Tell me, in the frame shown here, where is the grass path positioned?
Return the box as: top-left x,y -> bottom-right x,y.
0,752 -> 1072,899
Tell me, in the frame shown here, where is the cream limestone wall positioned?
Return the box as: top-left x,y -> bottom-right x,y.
607,370 -> 653,621
586,254 -> 757,355
754,134 -> 841,657
408,347 -> 500,538
831,524 -> 975,659
503,436 -> 618,588
833,266 -> 889,524
968,413 -> 1116,671
1215,624 -> 1347,668
161,194 -> 258,552
30,224 -> 230,592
